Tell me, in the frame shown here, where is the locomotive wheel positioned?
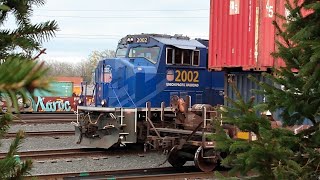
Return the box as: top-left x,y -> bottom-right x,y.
167,146 -> 186,168
194,146 -> 219,172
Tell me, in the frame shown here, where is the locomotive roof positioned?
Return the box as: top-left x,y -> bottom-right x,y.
153,36 -> 206,50
119,33 -> 206,50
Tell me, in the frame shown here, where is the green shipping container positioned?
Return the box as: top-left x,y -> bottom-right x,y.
34,82 -> 73,97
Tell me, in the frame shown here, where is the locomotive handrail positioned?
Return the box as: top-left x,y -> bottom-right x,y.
203,107 -> 207,128
146,117 -> 161,138
111,85 -> 122,107
120,108 -> 124,125
123,88 -> 136,108
145,101 -> 161,138
202,107 -> 207,147
76,109 -> 79,124
135,108 -> 137,133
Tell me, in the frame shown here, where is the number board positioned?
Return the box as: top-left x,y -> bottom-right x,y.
135,37 -> 149,43
165,69 -> 200,88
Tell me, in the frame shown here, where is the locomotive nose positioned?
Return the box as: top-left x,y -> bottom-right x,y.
103,65 -> 113,83
98,58 -> 136,107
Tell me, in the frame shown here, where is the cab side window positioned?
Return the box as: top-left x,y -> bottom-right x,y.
174,49 -> 182,64
183,50 -> 191,65
166,48 -> 174,64
166,47 -> 200,66
192,51 -> 200,66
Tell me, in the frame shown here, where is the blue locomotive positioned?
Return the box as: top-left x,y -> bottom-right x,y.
75,34 -> 225,172
89,34 -> 224,108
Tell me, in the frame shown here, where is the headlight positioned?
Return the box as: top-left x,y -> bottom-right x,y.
78,99 -> 83,104
127,37 -> 134,42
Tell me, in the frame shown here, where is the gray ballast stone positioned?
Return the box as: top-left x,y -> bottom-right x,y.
0,136 -> 84,152
8,123 -> 74,133
29,152 -> 192,176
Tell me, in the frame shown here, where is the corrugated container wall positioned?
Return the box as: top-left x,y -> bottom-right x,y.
34,82 -> 74,97
54,76 -> 83,96
224,72 -> 271,106
209,0 -> 287,71
225,72 -> 313,125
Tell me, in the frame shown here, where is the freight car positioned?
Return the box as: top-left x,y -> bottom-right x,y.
208,0 -> 313,72
0,81 -> 78,113
75,34 -> 227,172
209,0 -> 288,71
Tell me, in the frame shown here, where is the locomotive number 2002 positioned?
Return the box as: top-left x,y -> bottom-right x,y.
136,37 -> 148,43
175,70 -> 199,83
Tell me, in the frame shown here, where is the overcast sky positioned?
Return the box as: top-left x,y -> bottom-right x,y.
28,0 -> 210,62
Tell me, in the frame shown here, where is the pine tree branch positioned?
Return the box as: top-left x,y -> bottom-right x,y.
12,159 -> 33,179
0,157 -> 18,179
13,20 -> 59,43
0,113 -> 12,138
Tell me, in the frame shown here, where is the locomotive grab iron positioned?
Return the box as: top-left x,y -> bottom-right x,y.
74,34 -> 229,172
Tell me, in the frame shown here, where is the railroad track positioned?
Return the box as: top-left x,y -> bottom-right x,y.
8,113 -> 75,119
27,167 -> 214,180
0,148 -> 110,160
12,119 -> 75,124
0,147 -> 145,160
11,113 -> 77,124
5,130 -> 74,138
14,112 -> 75,117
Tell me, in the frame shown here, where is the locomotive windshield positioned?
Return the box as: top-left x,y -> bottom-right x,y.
128,46 -> 160,64
115,47 -> 127,58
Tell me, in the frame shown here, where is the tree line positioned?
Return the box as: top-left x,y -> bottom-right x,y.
43,50 -> 115,83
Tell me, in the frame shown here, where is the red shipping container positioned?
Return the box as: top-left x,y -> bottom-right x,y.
209,0 -> 289,71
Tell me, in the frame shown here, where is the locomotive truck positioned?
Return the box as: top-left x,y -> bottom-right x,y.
75,34 -> 228,172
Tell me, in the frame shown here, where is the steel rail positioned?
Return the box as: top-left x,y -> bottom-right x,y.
4,130 -> 74,138
15,115 -> 76,119
4,113 -> 75,118
114,172 -> 214,180
26,166 -> 215,180
0,148 -> 109,160
0,148 -> 145,160
12,119 -> 75,124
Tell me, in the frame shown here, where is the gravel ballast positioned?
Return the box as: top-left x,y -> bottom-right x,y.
0,136 -> 84,152
30,152 -> 172,175
8,123 -> 74,133
3,123 -> 195,176
1,136 -> 183,176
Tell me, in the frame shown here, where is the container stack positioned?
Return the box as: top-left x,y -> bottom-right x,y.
54,76 -> 83,96
208,0 -> 288,104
